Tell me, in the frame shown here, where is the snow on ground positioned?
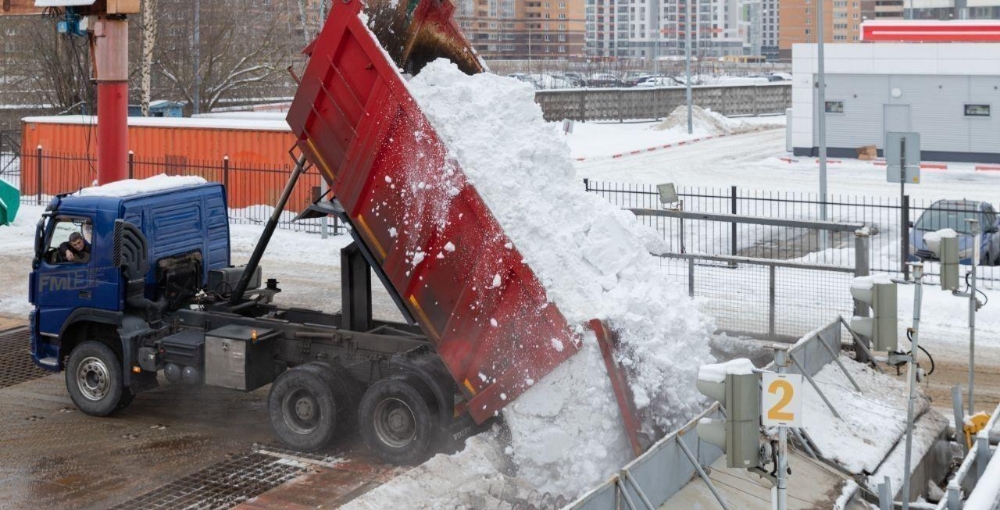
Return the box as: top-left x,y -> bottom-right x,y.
803,354 -> 930,474
573,126 -> 1000,205
559,113 -> 784,160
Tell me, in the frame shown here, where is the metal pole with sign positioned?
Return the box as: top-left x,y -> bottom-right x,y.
765,346 -> 803,510
886,132 -> 921,279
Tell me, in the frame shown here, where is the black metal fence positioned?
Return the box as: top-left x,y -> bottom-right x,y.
585,179 -> 1000,288
0,130 -> 18,178
9,150 -> 345,236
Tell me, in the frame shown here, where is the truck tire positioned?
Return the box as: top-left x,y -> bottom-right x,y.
299,362 -> 362,435
268,365 -> 340,451
358,376 -> 439,464
65,341 -> 128,416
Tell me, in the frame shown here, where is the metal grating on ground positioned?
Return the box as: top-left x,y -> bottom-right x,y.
0,328 -> 50,388
110,450 -> 309,510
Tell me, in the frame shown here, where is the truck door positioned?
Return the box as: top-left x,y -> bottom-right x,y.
34,217 -> 103,337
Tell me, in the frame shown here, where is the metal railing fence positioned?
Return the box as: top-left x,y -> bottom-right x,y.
587,179 -> 1000,289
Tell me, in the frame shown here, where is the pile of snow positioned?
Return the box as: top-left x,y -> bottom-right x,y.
923,227 -> 958,255
356,59 -> 715,503
850,273 -> 894,292
697,358 -> 755,384
653,105 -> 741,135
75,174 -> 207,198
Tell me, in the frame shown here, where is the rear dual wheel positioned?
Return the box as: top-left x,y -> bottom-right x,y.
268,361 -> 360,452
358,375 -> 439,465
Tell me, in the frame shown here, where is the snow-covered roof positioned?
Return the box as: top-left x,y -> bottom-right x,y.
22,115 -> 291,132
74,175 -> 209,198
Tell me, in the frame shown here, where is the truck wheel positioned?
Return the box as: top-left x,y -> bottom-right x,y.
299,362 -> 362,435
66,341 -> 127,417
358,376 -> 438,464
268,365 -> 339,451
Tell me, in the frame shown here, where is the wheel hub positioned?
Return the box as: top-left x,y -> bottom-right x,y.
77,356 -> 111,401
283,389 -> 321,434
373,398 -> 416,448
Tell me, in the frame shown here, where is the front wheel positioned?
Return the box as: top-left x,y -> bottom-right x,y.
358,376 -> 439,465
65,341 -> 129,416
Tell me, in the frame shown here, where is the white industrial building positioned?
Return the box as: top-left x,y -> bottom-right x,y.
792,42 -> 1000,163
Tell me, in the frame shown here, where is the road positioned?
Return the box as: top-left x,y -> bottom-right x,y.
0,326 -> 399,510
574,127 -> 1000,204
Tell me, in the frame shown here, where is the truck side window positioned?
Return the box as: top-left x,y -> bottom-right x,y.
47,219 -> 93,265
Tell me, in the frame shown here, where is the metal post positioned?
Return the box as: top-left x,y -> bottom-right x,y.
967,218 -> 980,416
768,264 -> 776,338
685,0 -> 693,135
321,178 -> 330,239
901,263 -> 924,510
817,0 -> 827,225
952,386 -> 967,455
679,199 -> 686,254
35,145 -> 42,205
688,257 -> 695,297
879,476 -> 893,510
128,151 -> 134,180
222,155 -> 230,192
902,195 -> 911,279
731,185 -> 737,256
94,17 -> 130,184
774,347 -> 790,510
976,431 -> 990,480
854,230 -> 873,361
901,138 -> 909,280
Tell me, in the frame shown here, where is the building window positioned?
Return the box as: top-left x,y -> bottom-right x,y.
966,104 -> 991,117
825,101 -> 845,113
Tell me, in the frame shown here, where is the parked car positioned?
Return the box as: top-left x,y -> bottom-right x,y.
588,73 -> 624,88
909,199 -> 1000,265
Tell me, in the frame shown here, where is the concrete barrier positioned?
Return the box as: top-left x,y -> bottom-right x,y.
535,83 -> 792,122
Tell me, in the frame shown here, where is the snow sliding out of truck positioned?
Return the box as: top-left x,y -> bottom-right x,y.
28,0 -> 644,463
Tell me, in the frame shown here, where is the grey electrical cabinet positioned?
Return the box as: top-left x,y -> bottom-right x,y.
940,236 -> 960,291
204,325 -> 277,392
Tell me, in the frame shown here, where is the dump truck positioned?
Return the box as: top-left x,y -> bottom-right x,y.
28,0 -> 644,463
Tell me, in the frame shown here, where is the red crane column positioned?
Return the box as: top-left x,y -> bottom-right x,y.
93,17 -> 129,184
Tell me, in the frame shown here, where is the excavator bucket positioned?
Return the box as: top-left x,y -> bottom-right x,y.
361,0 -> 484,76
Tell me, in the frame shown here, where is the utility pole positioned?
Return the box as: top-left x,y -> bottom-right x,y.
685,0 -> 693,134
901,263 -> 925,510
817,0 -> 827,223
192,0 -> 201,115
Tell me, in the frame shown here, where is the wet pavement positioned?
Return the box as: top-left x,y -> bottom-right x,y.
0,326 -> 397,510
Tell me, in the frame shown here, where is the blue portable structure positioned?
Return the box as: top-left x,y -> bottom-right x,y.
127,100 -> 185,118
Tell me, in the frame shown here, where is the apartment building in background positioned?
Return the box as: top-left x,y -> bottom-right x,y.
585,0 -> 744,59
777,0 -> 863,60
455,0 -> 587,59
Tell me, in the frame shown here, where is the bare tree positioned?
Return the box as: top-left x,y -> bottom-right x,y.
154,0 -> 296,113
22,19 -> 94,115
139,0 -> 159,116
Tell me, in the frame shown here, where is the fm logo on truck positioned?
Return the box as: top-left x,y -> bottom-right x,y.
39,269 -> 95,293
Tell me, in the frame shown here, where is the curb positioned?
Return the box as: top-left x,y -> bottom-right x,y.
575,133 -> 729,162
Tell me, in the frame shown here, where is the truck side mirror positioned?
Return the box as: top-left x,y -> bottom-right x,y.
33,218 -> 46,268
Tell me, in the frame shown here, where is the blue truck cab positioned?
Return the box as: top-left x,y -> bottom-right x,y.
29,182 -> 230,412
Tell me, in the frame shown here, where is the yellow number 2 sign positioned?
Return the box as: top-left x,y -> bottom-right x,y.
762,373 -> 804,427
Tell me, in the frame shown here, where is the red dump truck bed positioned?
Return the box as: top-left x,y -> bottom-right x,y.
286,0 -> 580,423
